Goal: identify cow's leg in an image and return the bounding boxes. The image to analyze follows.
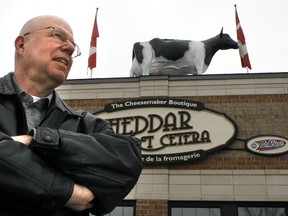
[141,46,153,76]
[141,62,151,75]
[195,61,204,75]
[130,58,142,77]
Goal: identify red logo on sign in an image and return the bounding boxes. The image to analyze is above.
[254,139,285,151]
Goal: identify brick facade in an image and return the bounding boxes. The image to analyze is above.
[136,200,168,216]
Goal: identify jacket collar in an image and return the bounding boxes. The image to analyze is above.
[0,72,82,117]
[0,72,18,95]
[53,91,82,117]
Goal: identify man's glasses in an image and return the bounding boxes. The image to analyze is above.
[23,26,81,58]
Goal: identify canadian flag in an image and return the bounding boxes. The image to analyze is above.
[235,5,252,70]
[88,8,99,71]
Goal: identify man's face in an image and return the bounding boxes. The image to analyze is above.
[21,22,77,86]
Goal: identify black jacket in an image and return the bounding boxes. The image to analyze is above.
[0,73,142,216]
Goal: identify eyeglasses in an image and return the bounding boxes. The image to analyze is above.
[23,26,81,58]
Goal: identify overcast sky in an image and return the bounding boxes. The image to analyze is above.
[1,0,287,79]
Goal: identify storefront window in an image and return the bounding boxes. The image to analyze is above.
[103,206,134,216]
[90,201,135,216]
[238,207,286,216]
[171,207,221,216]
[169,201,288,216]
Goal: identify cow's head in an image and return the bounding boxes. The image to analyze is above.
[218,27,239,50]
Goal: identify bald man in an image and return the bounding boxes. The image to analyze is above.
[0,15,142,216]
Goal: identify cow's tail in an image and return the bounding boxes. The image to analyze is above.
[130,47,135,77]
[130,43,144,77]
[132,48,135,61]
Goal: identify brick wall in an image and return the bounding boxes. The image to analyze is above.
[136,200,168,216]
[64,94,288,171]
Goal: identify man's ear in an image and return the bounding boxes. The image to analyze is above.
[14,36,25,51]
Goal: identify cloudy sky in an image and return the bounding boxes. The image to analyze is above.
[0,0,287,79]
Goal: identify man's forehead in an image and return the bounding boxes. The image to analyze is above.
[20,15,73,36]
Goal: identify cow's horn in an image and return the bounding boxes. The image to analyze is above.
[220,27,223,37]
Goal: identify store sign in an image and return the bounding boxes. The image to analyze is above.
[96,98,238,165]
[246,135,288,156]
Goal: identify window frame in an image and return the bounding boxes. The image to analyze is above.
[99,200,136,216]
[169,201,288,216]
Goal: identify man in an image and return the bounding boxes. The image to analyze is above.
[0,15,142,216]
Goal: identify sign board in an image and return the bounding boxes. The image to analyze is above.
[96,98,238,165]
[246,135,288,156]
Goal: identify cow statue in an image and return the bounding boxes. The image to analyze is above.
[129,28,239,77]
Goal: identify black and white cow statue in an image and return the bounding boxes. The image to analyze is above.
[129,28,239,77]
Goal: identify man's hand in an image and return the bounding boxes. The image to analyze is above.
[65,184,94,212]
[11,135,33,146]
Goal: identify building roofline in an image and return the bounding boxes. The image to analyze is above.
[65,72,288,84]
